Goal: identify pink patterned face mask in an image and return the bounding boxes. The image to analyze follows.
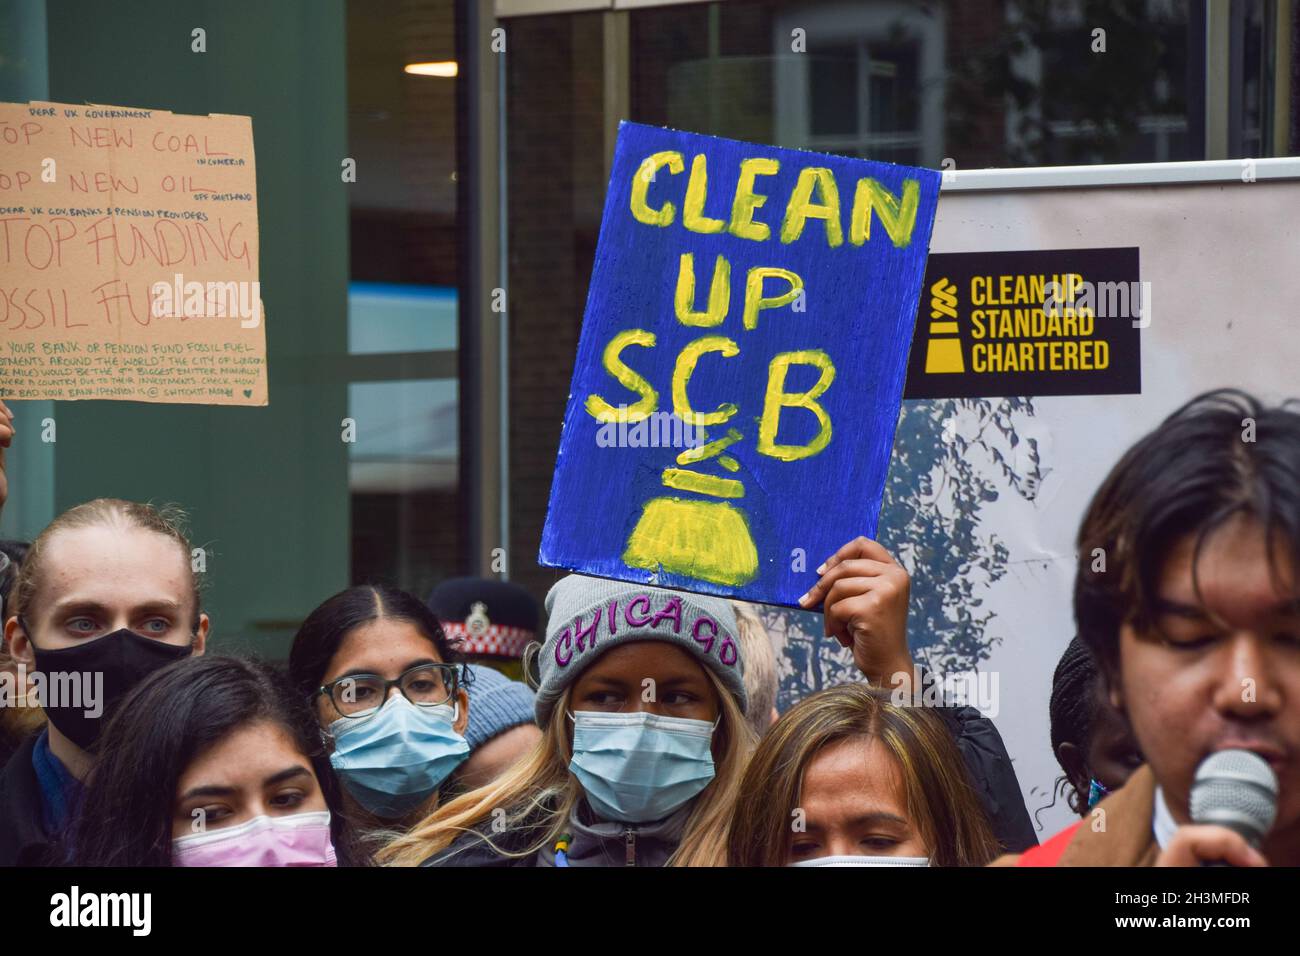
[171,811,338,867]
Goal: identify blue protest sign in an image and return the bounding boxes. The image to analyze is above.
[539,121,941,606]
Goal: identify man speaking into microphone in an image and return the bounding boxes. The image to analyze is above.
[997,389,1300,867]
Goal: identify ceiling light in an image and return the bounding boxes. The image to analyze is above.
[404,61,458,78]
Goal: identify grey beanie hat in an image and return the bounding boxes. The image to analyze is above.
[463,664,537,751]
[535,574,747,726]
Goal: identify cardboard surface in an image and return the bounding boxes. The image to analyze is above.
[0,101,265,405]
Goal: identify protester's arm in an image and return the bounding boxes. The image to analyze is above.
[0,399,13,519]
[802,536,1039,853]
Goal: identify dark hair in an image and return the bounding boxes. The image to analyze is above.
[69,655,358,866]
[287,585,468,705]
[1049,637,1097,758]
[0,539,29,607]
[1074,389,1300,674]
[1048,636,1099,815]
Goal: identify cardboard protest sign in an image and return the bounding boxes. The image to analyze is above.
[540,121,941,606]
[0,101,265,405]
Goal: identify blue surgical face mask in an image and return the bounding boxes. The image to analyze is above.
[328,694,470,819]
[567,710,717,824]
[790,855,930,867]
[1087,777,1111,809]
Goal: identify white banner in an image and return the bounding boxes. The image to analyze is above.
[770,161,1300,838]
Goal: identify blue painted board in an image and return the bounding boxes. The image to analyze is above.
[539,121,941,607]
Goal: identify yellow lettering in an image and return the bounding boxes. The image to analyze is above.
[629,151,684,227]
[585,329,658,422]
[1013,274,1028,304]
[850,178,920,248]
[673,335,740,426]
[757,350,836,461]
[682,154,725,234]
[674,253,731,327]
[728,157,780,242]
[780,167,842,247]
[743,266,804,331]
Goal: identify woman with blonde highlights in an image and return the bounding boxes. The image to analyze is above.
[380,575,753,867]
[727,683,1000,867]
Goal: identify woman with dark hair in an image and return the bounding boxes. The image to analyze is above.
[287,586,472,842]
[70,655,353,866]
[1047,636,1141,817]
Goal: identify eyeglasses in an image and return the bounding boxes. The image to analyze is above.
[317,662,460,719]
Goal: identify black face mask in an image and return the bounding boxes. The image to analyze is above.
[25,626,193,751]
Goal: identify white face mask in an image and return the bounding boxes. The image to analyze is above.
[790,855,930,867]
[565,710,717,823]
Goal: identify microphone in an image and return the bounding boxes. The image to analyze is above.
[1189,749,1278,865]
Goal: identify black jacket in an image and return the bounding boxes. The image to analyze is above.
[903,664,1036,852]
[937,700,1038,853]
[0,734,58,867]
